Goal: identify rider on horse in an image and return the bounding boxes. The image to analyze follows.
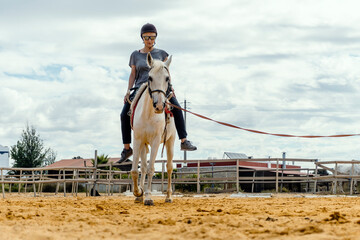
[119,23,197,162]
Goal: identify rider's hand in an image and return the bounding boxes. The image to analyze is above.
[124,90,130,104]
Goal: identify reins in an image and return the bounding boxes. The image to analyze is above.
[166,102,360,138]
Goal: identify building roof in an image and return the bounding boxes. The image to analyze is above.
[224,152,248,159]
[46,158,121,168]
[0,144,9,152]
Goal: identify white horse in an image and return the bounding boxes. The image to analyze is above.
[130,53,176,205]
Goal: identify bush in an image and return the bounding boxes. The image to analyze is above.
[0,184,19,192]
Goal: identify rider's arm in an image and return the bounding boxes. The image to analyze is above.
[124,65,136,103]
[128,65,136,91]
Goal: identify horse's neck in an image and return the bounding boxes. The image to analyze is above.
[137,91,156,119]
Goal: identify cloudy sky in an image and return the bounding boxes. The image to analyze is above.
[1,0,360,166]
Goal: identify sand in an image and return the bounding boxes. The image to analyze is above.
[0,193,360,240]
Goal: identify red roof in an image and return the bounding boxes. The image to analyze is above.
[46,158,121,168]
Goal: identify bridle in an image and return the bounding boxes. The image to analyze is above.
[147,66,173,101]
[146,65,174,158]
[148,86,168,99]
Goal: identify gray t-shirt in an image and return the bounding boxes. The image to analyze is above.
[129,48,169,88]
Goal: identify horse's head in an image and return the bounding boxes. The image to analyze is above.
[146,53,172,114]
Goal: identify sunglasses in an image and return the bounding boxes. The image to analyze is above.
[143,36,156,41]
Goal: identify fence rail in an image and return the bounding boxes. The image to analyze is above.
[1,158,359,198]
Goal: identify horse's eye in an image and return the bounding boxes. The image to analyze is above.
[166,77,170,82]
[148,76,153,82]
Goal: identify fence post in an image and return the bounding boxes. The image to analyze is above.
[32,170,36,197]
[313,160,318,194]
[72,169,76,196]
[18,170,22,194]
[276,159,279,193]
[92,150,98,196]
[109,163,113,196]
[55,170,61,195]
[236,159,239,192]
[25,174,28,193]
[306,169,310,192]
[38,170,43,196]
[75,169,79,197]
[63,169,66,197]
[1,169,5,198]
[334,162,338,194]
[251,170,256,193]
[197,160,200,193]
[350,162,355,195]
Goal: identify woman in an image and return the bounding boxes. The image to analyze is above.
[119,23,197,162]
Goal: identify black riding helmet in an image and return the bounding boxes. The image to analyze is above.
[140,23,157,38]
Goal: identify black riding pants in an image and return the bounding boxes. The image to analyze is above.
[120,94,187,144]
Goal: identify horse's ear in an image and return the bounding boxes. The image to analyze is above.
[165,55,172,68]
[147,53,154,68]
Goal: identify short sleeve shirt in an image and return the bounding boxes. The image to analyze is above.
[129,48,169,88]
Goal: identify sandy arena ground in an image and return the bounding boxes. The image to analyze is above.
[0,193,360,240]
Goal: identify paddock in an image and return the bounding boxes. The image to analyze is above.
[1,193,360,240]
[1,158,360,239]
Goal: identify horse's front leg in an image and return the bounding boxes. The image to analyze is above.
[131,141,143,199]
[136,144,147,203]
[165,136,175,203]
[144,140,161,206]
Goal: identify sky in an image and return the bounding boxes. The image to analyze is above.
[1,0,360,166]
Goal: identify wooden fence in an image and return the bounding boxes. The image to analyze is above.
[1,158,359,198]
[314,160,360,195]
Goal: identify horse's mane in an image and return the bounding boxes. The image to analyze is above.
[130,82,148,114]
[150,60,166,74]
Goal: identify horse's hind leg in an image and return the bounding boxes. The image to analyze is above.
[144,141,161,206]
[165,136,175,203]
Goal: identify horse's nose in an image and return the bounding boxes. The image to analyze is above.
[153,100,164,113]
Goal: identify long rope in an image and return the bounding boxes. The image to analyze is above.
[167,103,360,138]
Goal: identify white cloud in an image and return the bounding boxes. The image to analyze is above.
[1,0,360,164]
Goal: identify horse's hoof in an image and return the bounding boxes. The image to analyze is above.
[133,188,144,197]
[134,197,143,203]
[144,199,154,206]
[165,198,173,203]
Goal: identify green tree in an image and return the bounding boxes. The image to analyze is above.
[91,154,110,169]
[10,124,55,168]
